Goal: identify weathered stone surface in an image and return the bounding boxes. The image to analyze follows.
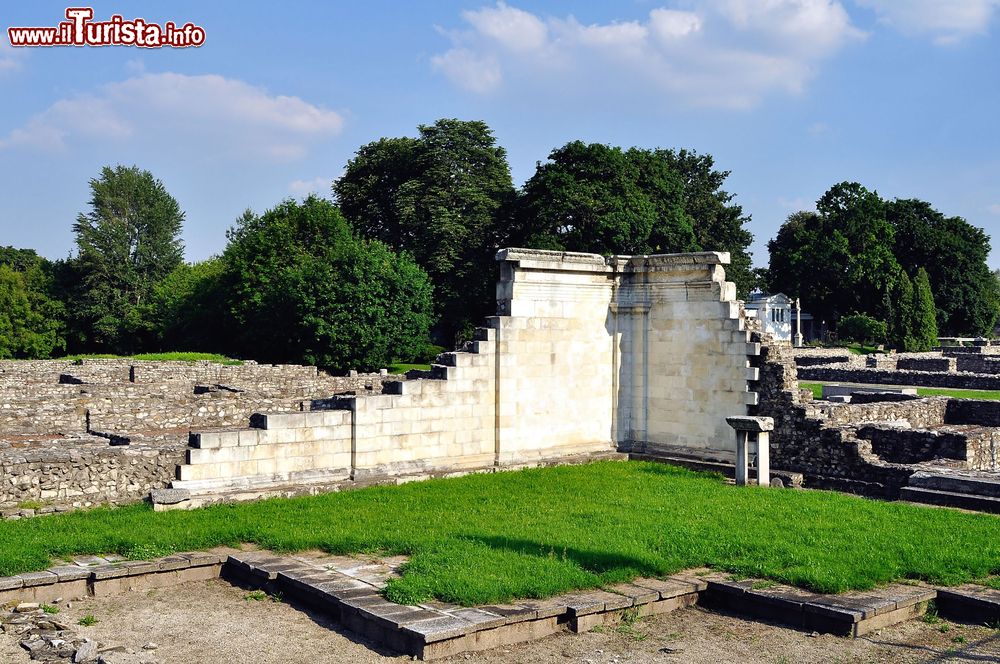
[726,416,774,432]
[73,639,98,663]
[150,488,190,505]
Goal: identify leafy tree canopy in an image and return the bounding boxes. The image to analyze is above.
[222,196,434,371]
[768,182,998,337]
[517,143,755,296]
[0,264,65,359]
[887,199,998,336]
[72,165,185,353]
[335,119,515,342]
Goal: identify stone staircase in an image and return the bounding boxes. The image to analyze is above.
[901,470,1000,513]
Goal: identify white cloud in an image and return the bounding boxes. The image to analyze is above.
[855,0,1000,44]
[461,2,549,52]
[0,72,344,159]
[987,203,1000,215]
[288,176,333,197]
[808,121,830,134]
[431,48,503,94]
[649,9,703,40]
[0,42,25,74]
[432,1,865,108]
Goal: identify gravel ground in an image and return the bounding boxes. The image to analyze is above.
[2,579,999,663]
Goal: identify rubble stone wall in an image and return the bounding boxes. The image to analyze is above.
[0,436,183,509]
[797,366,1000,391]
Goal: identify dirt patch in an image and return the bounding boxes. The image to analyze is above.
[1,580,998,663]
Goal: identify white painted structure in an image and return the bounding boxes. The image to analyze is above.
[745,293,792,342]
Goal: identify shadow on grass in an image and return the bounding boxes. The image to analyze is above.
[461,533,665,578]
[630,461,727,482]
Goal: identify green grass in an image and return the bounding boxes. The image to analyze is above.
[387,363,433,374]
[800,382,1000,401]
[844,343,885,355]
[800,382,825,399]
[0,462,998,607]
[55,352,243,365]
[913,387,1000,400]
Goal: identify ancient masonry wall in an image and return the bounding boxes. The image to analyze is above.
[796,366,1000,390]
[0,360,395,509]
[757,343,1000,495]
[756,344,920,496]
[1,436,183,510]
[0,360,393,435]
[174,248,758,494]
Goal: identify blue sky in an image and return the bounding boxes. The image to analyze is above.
[1,1,998,271]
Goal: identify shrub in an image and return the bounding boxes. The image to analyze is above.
[838,312,887,346]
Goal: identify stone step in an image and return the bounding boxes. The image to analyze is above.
[934,584,1000,623]
[899,486,1000,514]
[907,471,1000,498]
[702,577,935,637]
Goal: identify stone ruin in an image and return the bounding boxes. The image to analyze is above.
[0,357,394,516]
[793,343,1000,391]
[1,246,998,517]
[169,248,759,504]
[755,344,999,500]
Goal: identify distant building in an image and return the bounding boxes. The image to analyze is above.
[744,292,816,344]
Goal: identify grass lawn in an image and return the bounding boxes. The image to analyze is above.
[1,462,999,606]
[56,352,243,365]
[387,362,433,374]
[800,382,1000,401]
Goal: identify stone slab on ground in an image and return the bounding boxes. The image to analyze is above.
[935,583,1000,623]
[6,548,1000,660]
[702,576,935,636]
[222,550,703,659]
[0,550,223,605]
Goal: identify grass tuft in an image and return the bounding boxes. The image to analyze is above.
[56,352,242,365]
[387,363,432,374]
[0,462,998,607]
[800,382,1000,402]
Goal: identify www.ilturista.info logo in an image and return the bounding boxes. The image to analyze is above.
[8,8,205,48]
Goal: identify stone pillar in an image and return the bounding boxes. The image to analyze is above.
[726,416,774,487]
[794,297,803,348]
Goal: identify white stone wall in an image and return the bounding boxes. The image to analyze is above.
[614,255,755,453]
[173,248,755,493]
[494,250,617,463]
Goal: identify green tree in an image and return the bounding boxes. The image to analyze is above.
[0,264,64,359]
[517,143,756,296]
[887,199,998,336]
[837,312,887,346]
[652,149,755,296]
[517,142,697,254]
[222,196,434,370]
[335,119,515,342]
[73,165,185,353]
[815,182,899,317]
[888,270,915,350]
[765,211,852,323]
[145,258,229,352]
[911,267,939,351]
[769,183,902,325]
